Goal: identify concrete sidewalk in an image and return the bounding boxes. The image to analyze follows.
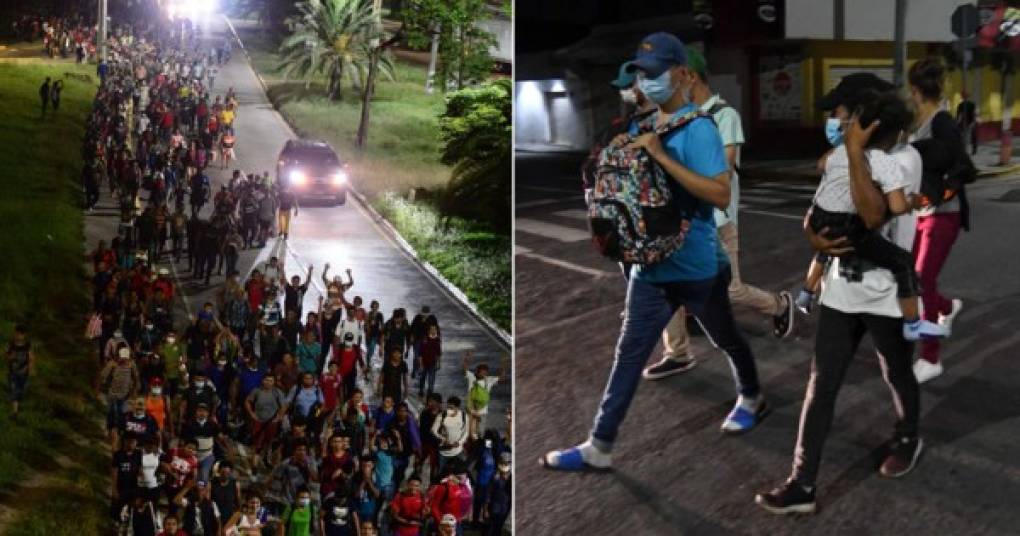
[741,139,1020,184]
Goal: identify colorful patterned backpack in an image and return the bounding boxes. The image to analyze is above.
[587,110,709,264]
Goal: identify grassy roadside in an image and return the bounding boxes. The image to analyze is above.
[374,193,511,330]
[0,62,111,535]
[235,22,511,332]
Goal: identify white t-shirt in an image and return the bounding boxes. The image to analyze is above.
[814,145,910,213]
[465,371,499,414]
[819,144,922,318]
[334,318,364,346]
[140,450,162,489]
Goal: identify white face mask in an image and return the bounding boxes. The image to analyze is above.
[619,88,638,105]
[197,418,207,425]
[166,337,176,344]
[151,387,162,395]
[299,497,311,507]
[194,381,205,389]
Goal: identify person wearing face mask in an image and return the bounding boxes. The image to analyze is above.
[756,77,926,515]
[481,452,511,536]
[279,487,318,536]
[180,370,220,429]
[160,328,185,398]
[544,32,767,471]
[644,47,796,383]
[181,403,231,482]
[98,346,142,444]
[145,377,173,444]
[431,396,468,477]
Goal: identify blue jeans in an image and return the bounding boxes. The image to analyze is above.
[591,266,760,448]
[197,454,215,482]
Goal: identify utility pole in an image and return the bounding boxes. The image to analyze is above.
[893,0,907,88]
[98,0,108,63]
[425,22,440,94]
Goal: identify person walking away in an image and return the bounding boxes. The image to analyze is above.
[50,79,63,111]
[755,76,924,515]
[955,91,977,155]
[6,324,34,420]
[644,47,795,381]
[907,58,970,383]
[39,77,51,117]
[543,32,768,471]
[462,351,502,440]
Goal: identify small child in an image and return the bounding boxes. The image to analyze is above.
[798,90,947,342]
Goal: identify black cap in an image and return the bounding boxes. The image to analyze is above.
[816,73,894,111]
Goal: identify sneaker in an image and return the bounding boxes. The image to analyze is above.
[880,436,924,478]
[755,480,817,515]
[913,359,943,384]
[772,291,795,339]
[795,289,814,315]
[903,319,948,341]
[642,354,698,380]
[938,299,964,337]
[721,396,770,434]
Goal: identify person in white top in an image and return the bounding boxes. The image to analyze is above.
[756,76,924,515]
[430,396,469,475]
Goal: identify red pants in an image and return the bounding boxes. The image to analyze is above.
[913,212,961,364]
[251,419,280,453]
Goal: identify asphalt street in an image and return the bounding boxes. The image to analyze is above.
[515,150,1020,535]
[84,14,509,432]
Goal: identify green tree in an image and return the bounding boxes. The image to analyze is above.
[231,0,298,32]
[277,0,395,101]
[403,0,497,91]
[437,78,510,232]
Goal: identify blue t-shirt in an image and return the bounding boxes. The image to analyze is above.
[374,449,395,489]
[629,104,730,283]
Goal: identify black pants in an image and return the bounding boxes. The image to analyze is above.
[791,305,919,486]
[809,205,920,298]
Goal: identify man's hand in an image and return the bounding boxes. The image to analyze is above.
[844,113,880,152]
[808,227,855,256]
[609,133,630,148]
[625,132,664,159]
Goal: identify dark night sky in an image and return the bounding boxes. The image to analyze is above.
[515,0,695,53]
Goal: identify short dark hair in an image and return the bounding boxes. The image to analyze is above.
[908,57,945,101]
[856,89,913,148]
[13,324,27,335]
[447,396,461,408]
[427,393,443,404]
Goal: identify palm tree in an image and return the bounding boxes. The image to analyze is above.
[277,0,395,101]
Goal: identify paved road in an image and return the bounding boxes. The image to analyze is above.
[85,14,509,427]
[515,151,1020,535]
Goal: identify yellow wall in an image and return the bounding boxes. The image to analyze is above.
[798,40,1020,126]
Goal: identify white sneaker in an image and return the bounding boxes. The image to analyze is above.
[938,299,964,337]
[913,359,943,384]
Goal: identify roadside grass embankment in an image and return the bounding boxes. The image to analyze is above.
[0,62,111,535]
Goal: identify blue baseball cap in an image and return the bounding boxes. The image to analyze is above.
[626,32,688,78]
[610,62,636,89]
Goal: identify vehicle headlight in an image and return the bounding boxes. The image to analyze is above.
[289,170,307,186]
[332,171,348,185]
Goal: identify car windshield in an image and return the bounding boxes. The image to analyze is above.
[288,147,340,166]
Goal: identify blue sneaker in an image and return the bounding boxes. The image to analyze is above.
[903,319,948,341]
[540,442,612,472]
[721,396,770,434]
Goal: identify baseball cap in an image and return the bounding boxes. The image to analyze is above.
[610,62,636,89]
[625,32,688,78]
[815,72,894,111]
[685,46,707,79]
[440,514,457,526]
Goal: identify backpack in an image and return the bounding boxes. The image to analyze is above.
[587,110,710,264]
[469,379,490,411]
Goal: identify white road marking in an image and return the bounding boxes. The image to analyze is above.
[516,218,590,242]
[552,208,588,221]
[740,209,804,221]
[516,245,616,278]
[516,196,585,209]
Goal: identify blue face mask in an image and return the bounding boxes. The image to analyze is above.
[637,69,676,105]
[825,117,844,147]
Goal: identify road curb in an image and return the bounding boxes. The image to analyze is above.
[223,16,512,350]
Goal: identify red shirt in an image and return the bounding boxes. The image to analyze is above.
[164,448,197,489]
[152,278,174,302]
[319,451,354,498]
[421,336,441,369]
[246,280,264,311]
[320,372,342,411]
[333,346,360,378]
[160,110,174,128]
[391,491,426,536]
[429,480,464,524]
